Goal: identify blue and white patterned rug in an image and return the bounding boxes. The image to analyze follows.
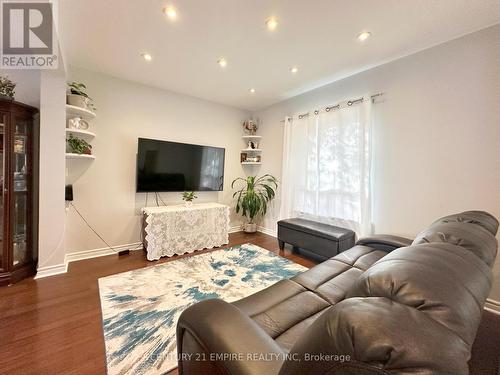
[98,243,306,375]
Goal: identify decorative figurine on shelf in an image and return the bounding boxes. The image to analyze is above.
[247,140,257,149]
[67,116,90,130]
[0,75,16,101]
[242,118,259,135]
[182,191,197,207]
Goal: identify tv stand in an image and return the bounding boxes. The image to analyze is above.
[142,203,230,260]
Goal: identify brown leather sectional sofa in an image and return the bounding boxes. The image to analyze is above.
[177,211,499,374]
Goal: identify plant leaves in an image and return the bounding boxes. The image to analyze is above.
[231,174,278,222]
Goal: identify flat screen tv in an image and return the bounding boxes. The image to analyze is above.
[136,138,225,192]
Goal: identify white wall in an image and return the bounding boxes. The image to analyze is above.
[65,67,249,254]
[37,69,67,275]
[0,70,40,108]
[254,24,500,300]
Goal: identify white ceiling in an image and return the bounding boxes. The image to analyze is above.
[60,0,500,111]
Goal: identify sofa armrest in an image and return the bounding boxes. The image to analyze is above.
[356,234,412,252]
[177,298,285,375]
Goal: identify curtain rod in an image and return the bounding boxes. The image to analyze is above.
[279,92,384,122]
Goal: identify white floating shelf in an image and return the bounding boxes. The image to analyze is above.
[66,104,96,120]
[241,162,261,165]
[242,135,262,139]
[65,153,96,160]
[66,128,96,139]
[241,149,262,152]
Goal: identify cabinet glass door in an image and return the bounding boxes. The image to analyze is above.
[12,116,29,267]
[0,113,4,271]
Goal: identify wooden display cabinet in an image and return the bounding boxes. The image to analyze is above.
[0,99,38,286]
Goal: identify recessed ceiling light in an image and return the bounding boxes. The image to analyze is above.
[217,58,227,68]
[249,88,256,94]
[141,53,152,61]
[163,5,177,19]
[357,31,371,42]
[290,66,299,74]
[265,16,278,31]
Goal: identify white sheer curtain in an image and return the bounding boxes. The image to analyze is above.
[280,97,373,237]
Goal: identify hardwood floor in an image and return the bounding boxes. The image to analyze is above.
[0,232,315,375]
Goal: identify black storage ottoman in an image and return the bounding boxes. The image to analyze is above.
[277,218,356,262]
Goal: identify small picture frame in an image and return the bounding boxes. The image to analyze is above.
[240,153,247,162]
[14,138,25,154]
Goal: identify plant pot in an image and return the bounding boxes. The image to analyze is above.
[184,201,193,208]
[243,223,257,233]
[67,94,90,109]
[0,94,14,101]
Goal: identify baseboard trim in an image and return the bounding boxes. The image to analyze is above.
[35,263,68,279]
[229,225,241,233]
[34,225,272,280]
[35,242,142,280]
[65,242,142,264]
[229,225,276,237]
[258,226,277,237]
[61,228,274,268]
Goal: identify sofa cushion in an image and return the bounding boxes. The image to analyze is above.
[251,291,330,339]
[347,242,493,347]
[279,297,472,375]
[274,309,329,351]
[431,210,499,236]
[233,280,330,341]
[412,221,498,266]
[291,245,387,292]
[233,279,306,317]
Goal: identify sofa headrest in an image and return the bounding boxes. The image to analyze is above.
[431,210,499,236]
[412,211,498,266]
[347,242,493,346]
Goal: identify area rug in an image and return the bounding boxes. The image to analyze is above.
[98,243,307,375]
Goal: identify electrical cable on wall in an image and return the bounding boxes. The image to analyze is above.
[70,202,143,254]
[156,192,168,206]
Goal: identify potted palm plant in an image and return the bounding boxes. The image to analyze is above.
[232,174,278,233]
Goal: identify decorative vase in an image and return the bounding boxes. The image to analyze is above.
[184,201,193,208]
[244,222,257,233]
[67,94,90,109]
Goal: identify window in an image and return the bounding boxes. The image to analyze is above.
[281,98,372,236]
